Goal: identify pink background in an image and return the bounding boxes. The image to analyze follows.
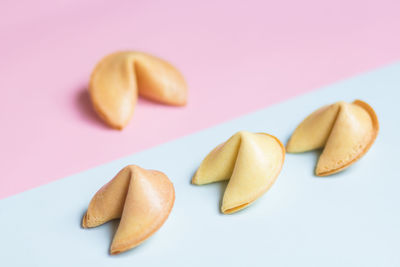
[1,0,399,199]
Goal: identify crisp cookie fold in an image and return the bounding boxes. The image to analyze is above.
[82,165,175,255]
[192,131,285,214]
[89,51,188,129]
[286,100,379,176]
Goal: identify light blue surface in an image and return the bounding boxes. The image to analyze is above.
[1,63,400,266]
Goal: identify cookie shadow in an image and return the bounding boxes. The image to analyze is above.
[189,167,230,214]
[75,88,109,129]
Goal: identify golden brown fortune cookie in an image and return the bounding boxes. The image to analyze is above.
[192,131,285,214]
[89,51,188,130]
[82,165,175,255]
[286,100,379,176]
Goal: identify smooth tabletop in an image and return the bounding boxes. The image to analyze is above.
[1,63,399,266]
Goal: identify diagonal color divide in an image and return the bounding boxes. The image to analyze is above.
[1,62,399,266]
[1,0,400,199]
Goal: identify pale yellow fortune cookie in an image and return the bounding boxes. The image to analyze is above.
[89,51,188,129]
[82,165,175,255]
[192,131,285,214]
[286,100,379,176]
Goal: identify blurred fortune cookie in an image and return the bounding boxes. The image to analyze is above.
[192,131,285,214]
[82,165,175,255]
[89,51,188,130]
[286,100,379,176]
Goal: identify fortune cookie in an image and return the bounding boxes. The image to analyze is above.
[192,131,285,214]
[286,100,379,176]
[89,51,188,129]
[82,165,175,255]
